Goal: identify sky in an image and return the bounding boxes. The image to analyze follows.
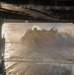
[2,23,74,42]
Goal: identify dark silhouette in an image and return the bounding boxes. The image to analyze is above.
[0,36,6,75]
[0,60,6,75]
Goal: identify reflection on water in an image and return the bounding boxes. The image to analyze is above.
[2,23,74,75]
[4,42,73,75]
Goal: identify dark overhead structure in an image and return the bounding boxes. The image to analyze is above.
[0,0,74,23]
[0,0,74,6]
